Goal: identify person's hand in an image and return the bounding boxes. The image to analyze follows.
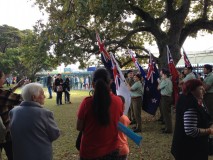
[157,78,161,83]
[24,79,30,85]
[210,128,213,135]
[16,78,26,87]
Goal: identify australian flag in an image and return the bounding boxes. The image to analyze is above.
[142,54,161,115]
[96,32,116,94]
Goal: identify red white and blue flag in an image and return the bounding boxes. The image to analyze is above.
[96,32,116,94]
[143,53,161,115]
[111,56,120,90]
[146,53,155,83]
[182,48,192,68]
[110,53,131,115]
[96,32,111,62]
[167,46,179,105]
[127,49,146,79]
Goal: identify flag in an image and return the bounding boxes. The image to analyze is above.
[182,48,192,68]
[96,32,116,94]
[127,49,146,79]
[96,33,111,62]
[142,54,161,115]
[111,56,120,90]
[110,53,131,115]
[146,54,155,83]
[167,46,179,105]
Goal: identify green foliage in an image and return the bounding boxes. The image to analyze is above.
[33,0,213,68]
[0,25,57,79]
[0,25,23,53]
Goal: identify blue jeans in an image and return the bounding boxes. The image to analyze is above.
[47,86,52,98]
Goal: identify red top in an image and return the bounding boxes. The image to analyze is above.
[118,115,131,155]
[77,93,123,159]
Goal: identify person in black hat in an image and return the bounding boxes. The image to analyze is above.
[203,64,213,122]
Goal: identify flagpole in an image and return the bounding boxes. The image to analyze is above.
[166,45,170,63]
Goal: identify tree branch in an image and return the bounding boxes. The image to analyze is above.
[202,0,209,19]
[77,25,95,42]
[166,0,175,19]
[176,0,191,20]
[120,59,132,68]
[128,3,157,27]
[167,0,191,40]
[180,19,213,46]
[107,27,151,45]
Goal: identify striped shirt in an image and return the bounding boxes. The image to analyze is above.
[183,108,200,137]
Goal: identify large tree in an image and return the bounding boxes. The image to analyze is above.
[34,0,213,68]
[0,26,57,80]
[0,25,23,53]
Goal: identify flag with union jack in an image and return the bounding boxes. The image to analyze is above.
[142,53,161,115]
[96,32,116,94]
[146,54,155,83]
[96,33,111,62]
[111,56,120,90]
[167,46,179,105]
[182,48,192,68]
[110,53,131,115]
[127,49,146,79]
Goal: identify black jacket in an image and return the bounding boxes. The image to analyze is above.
[171,94,210,160]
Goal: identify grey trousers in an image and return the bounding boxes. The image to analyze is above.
[128,101,135,122]
[131,97,142,130]
[161,96,172,132]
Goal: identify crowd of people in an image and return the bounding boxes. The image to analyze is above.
[0,63,213,160]
[44,73,93,106]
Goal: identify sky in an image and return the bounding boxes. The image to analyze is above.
[0,0,213,54]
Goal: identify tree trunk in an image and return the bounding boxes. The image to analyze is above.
[157,43,182,70]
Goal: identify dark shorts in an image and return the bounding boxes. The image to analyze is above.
[80,149,119,160]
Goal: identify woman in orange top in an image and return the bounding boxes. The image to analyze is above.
[118,96,131,160]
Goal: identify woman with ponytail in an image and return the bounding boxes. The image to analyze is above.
[77,68,123,159]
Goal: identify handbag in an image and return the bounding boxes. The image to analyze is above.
[56,85,63,92]
[208,136,213,155]
[75,131,82,151]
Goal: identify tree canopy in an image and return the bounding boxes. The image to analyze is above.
[33,0,213,68]
[0,25,57,80]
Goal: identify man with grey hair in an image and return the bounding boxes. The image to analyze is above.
[9,83,60,160]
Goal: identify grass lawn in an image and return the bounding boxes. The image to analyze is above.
[2,87,213,160]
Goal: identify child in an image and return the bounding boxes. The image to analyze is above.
[118,95,131,160]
